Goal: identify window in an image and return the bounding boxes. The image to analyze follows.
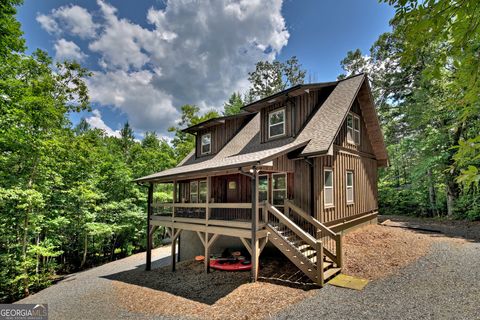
[324,168,333,207]
[347,113,361,145]
[190,181,198,203]
[199,180,207,203]
[346,171,354,204]
[268,108,286,138]
[272,173,287,210]
[258,175,269,202]
[200,133,211,155]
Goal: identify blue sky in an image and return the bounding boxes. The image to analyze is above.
[16,0,394,138]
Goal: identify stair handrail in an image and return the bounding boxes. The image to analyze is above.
[284,199,343,268]
[264,202,316,248]
[284,200,337,238]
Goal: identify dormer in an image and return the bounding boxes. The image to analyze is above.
[243,83,336,143]
[182,113,254,158]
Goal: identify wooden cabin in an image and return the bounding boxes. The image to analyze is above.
[135,73,388,286]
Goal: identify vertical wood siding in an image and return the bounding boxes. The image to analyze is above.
[334,99,375,155]
[195,116,250,158]
[259,86,334,142]
[314,152,378,224]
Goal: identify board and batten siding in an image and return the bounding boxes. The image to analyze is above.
[334,99,375,156]
[314,151,378,225]
[195,116,249,158]
[260,87,333,143]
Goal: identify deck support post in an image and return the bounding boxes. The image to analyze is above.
[205,232,210,273]
[171,227,176,272]
[250,166,259,282]
[316,240,324,287]
[146,183,154,271]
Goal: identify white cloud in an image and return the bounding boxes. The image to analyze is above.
[54,39,87,62]
[85,109,121,138]
[87,70,179,132]
[38,0,289,135]
[37,5,97,39]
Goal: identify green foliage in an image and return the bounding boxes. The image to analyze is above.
[340,0,480,219]
[168,104,219,161]
[247,56,306,100]
[223,92,244,116]
[0,1,177,301]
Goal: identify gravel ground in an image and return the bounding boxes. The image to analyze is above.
[276,235,480,320]
[16,246,177,320]
[15,217,480,320]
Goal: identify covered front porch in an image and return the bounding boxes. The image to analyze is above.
[144,166,292,281]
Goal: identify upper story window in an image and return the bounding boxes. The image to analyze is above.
[268,108,286,139]
[347,113,361,145]
[346,171,354,204]
[200,133,211,155]
[324,168,334,207]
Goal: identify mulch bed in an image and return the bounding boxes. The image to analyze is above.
[112,258,315,319]
[112,222,467,319]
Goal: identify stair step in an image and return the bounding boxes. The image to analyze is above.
[324,267,341,280]
[297,244,312,252]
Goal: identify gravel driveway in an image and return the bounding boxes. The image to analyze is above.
[16,219,480,320]
[276,235,480,320]
[16,246,176,320]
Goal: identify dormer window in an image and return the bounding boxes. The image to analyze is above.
[200,133,211,155]
[268,108,286,139]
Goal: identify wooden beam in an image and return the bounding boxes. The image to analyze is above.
[251,167,260,282]
[240,238,252,256]
[208,233,219,248]
[259,236,268,253]
[146,183,154,271]
[196,231,206,247]
[171,228,177,272]
[204,232,210,273]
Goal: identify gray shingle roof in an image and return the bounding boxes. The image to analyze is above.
[135,73,387,183]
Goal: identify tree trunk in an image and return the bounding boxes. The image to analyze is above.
[427,169,438,217]
[80,233,88,268]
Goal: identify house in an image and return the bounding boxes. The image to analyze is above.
[135,73,388,286]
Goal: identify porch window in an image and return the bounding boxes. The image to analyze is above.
[258,175,269,202]
[324,168,333,207]
[200,133,211,155]
[346,171,354,204]
[190,181,198,203]
[272,173,287,209]
[268,108,286,139]
[347,113,360,145]
[199,180,207,203]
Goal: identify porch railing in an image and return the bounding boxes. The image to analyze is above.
[284,200,343,268]
[151,202,253,222]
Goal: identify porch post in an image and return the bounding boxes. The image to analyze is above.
[205,176,211,273]
[251,167,260,282]
[146,182,153,271]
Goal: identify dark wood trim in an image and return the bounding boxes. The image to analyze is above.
[146,183,153,271]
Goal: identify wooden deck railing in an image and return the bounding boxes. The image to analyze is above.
[151,202,253,222]
[284,200,343,268]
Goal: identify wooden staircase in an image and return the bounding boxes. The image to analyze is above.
[263,201,343,286]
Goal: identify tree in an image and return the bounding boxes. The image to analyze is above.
[168,105,219,161]
[247,56,306,100]
[223,92,244,116]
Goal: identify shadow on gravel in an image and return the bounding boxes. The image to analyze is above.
[102,255,248,305]
[378,215,480,243]
[103,251,316,305]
